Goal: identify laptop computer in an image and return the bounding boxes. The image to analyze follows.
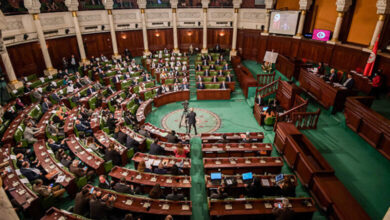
[275,174,284,183]
[242,172,253,184]
[211,172,222,185]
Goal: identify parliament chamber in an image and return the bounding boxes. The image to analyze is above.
[0,0,390,220]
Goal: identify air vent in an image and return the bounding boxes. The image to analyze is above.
[85,26,98,30]
[44,30,58,35]
[118,24,130,27]
[216,22,228,25]
[4,36,15,41]
[152,22,164,25]
[184,22,196,25]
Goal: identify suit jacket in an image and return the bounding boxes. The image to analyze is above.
[112,76,120,83]
[167,134,179,144]
[69,165,85,178]
[113,183,133,194]
[212,77,218,83]
[32,184,51,197]
[76,123,89,132]
[87,88,95,96]
[220,83,227,89]
[255,97,263,106]
[89,198,113,220]
[149,143,164,155]
[187,112,197,125]
[20,168,40,182]
[197,83,205,89]
[74,192,90,215]
[225,76,232,82]
[104,149,122,166]
[32,91,42,101]
[41,102,51,113]
[114,131,127,145]
[51,93,61,103]
[126,136,139,149]
[343,78,354,89]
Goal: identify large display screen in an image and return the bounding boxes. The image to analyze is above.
[269,11,300,36]
[312,29,332,41]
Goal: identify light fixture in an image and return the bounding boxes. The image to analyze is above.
[121,34,127,40]
[155,32,160,37]
[187,31,193,36]
[219,31,225,37]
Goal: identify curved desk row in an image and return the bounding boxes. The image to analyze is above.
[196,89,231,100]
[153,90,190,108]
[132,152,191,175]
[202,143,272,157]
[201,132,264,143]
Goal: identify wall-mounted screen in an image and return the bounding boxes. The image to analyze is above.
[312,29,332,41]
[269,11,300,36]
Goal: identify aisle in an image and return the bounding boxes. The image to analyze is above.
[189,137,209,220]
[188,55,197,101]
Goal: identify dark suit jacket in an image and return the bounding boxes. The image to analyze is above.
[87,88,95,96]
[113,183,133,194]
[20,168,40,182]
[197,83,205,89]
[187,112,196,125]
[104,149,122,166]
[149,143,164,155]
[344,78,355,89]
[41,102,51,113]
[167,134,179,143]
[114,131,127,145]
[74,192,90,215]
[89,198,113,220]
[126,136,139,149]
[220,83,227,89]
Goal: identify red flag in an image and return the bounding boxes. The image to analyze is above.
[364,35,379,76]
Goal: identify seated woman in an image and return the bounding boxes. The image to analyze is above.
[173,142,189,158]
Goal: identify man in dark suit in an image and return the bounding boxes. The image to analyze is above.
[74,188,90,215]
[89,192,115,220]
[211,75,218,83]
[20,161,41,182]
[223,63,229,71]
[41,98,52,113]
[106,85,115,96]
[112,75,120,84]
[202,59,209,66]
[182,82,190,90]
[126,134,139,152]
[51,92,62,103]
[167,130,179,143]
[225,73,232,82]
[86,86,95,96]
[220,81,227,89]
[149,139,164,155]
[204,69,210,77]
[69,54,78,73]
[72,93,81,106]
[197,82,205,89]
[342,73,355,89]
[113,177,134,194]
[98,175,112,189]
[75,120,92,136]
[166,188,184,201]
[186,108,197,135]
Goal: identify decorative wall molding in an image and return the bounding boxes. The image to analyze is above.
[65,0,79,12]
[265,0,276,9]
[40,17,65,27]
[177,11,202,19]
[299,0,313,10]
[209,11,233,20]
[78,14,103,23]
[336,0,353,12]
[24,0,41,14]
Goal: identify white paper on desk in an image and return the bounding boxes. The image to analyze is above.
[20,178,29,184]
[10,155,16,160]
[56,175,66,183]
[86,148,93,153]
[145,160,153,169]
[15,169,21,176]
[153,159,161,166]
[47,149,53,154]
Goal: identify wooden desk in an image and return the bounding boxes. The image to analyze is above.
[121,126,146,151]
[159,142,191,156]
[0,145,39,210]
[205,174,297,197]
[1,105,35,145]
[233,65,258,98]
[299,68,356,113]
[154,91,190,108]
[103,90,124,108]
[144,123,190,142]
[274,123,334,187]
[208,197,316,219]
[202,143,272,157]
[33,140,77,194]
[203,156,283,175]
[35,106,58,140]
[344,96,390,160]
[196,89,231,100]
[109,166,191,196]
[93,130,128,165]
[136,99,153,125]
[273,122,369,219]
[64,109,78,136]
[201,132,264,143]
[132,152,191,175]
[90,108,101,133]
[66,134,105,175]
[83,184,192,217]
[41,207,86,220]
[350,71,373,94]
[310,175,370,220]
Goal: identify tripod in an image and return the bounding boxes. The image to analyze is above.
[178,109,189,132]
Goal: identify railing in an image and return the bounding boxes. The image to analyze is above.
[274,95,309,129]
[257,72,276,87]
[291,108,321,130]
[255,79,279,99]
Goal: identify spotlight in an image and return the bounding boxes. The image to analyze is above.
[23,34,28,40]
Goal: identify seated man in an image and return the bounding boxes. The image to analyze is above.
[32,179,66,198]
[48,138,68,152]
[342,73,355,89]
[220,81,228,89]
[149,139,164,155]
[20,161,42,182]
[47,120,65,138]
[75,120,93,136]
[69,159,94,178]
[113,177,134,194]
[197,82,205,90]
[86,85,95,96]
[24,122,41,144]
[166,188,184,201]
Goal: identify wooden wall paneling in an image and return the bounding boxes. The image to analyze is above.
[376,55,390,86]
[147,29,173,52]
[8,42,46,78]
[178,28,202,51]
[236,29,244,56]
[257,34,268,62]
[207,28,232,49]
[47,36,79,70]
[116,30,144,57]
[330,45,369,72]
[83,32,113,58]
[297,40,334,63]
[238,29,260,60]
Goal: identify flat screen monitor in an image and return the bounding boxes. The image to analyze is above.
[269,11,300,36]
[312,29,331,41]
[211,172,222,180]
[242,172,253,181]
